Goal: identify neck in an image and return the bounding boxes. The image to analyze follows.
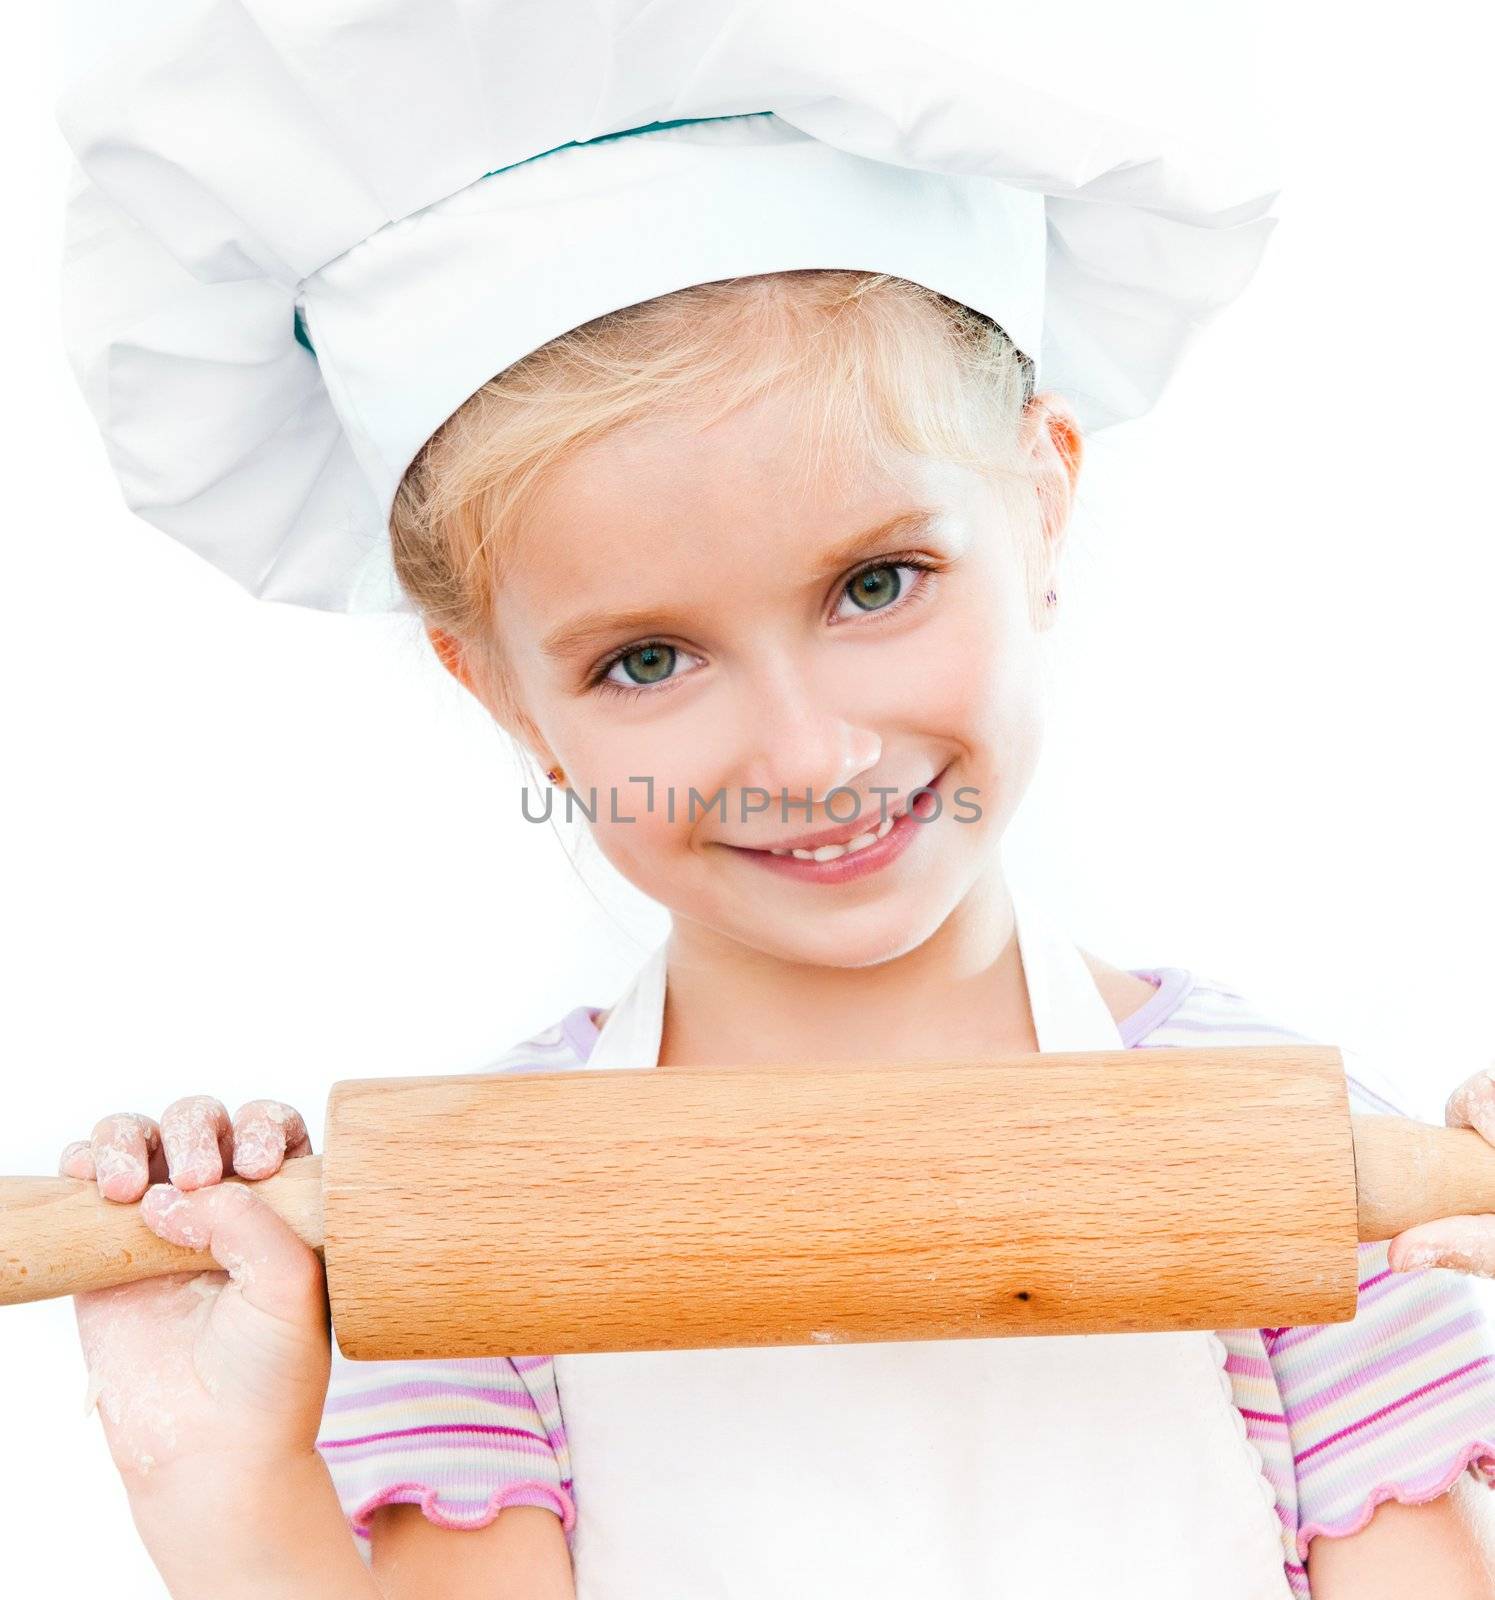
[656,858,1038,1070]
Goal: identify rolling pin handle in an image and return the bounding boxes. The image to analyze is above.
[1352,1116,1495,1241]
[0,1158,326,1306]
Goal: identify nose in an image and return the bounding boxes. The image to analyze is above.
[731,659,882,816]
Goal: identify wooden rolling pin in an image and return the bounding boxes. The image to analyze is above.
[3,1044,1491,1358]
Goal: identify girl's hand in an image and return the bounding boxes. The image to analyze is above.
[1388,1066,1495,1276]
[59,1096,331,1505]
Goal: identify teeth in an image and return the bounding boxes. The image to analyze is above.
[767,811,899,860]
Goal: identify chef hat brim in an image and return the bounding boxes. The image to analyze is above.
[58,0,1279,615]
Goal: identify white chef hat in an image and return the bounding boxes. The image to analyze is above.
[57,0,1279,617]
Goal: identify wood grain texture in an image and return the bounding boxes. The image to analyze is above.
[0,1158,324,1305]
[15,1047,1495,1344]
[323,1043,1362,1358]
[1353,1115,1495,1239]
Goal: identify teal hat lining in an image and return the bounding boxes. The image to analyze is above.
[293,112,773,357]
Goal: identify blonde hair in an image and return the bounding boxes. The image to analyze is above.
[390,269,1043,721]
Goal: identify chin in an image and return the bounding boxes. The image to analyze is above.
[715,892,960,972]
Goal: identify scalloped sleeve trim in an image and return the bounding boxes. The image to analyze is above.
[1204,1330,1284,1522]
[349,1478,578,1540]
[1295,1443,1495,1559]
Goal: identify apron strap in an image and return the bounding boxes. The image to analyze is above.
[593,884,1124,1067]
[1010,886,1126,1053]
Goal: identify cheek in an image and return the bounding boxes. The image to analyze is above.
[561,712,714,877]
[918,596,1047,758]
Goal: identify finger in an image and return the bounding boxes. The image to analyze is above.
[160,1095,235,1191]
[1444,1066,1495,1145]
[1388,1216,1495,1277]
[230,1100,312,1180]
[138,1180,325,1324]
[59,1140,95,1180]
[89,1113,165,1203]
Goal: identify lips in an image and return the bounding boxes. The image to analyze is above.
[734,765,949,857]
[754,798,910,854]
[763,810,899,861]
[726,764,952,885]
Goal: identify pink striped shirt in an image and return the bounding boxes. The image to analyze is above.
[314,969,1495,1593]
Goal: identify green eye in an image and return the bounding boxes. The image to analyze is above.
[593,639,703,698]
[617,644,675,685]
[847,565,903,612]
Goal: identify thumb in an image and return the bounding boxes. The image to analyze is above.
[1387,1215,1495,1277]
[139,1179,326,1324]
[1444,1061,1495,1143]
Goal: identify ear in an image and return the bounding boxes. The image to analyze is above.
[1022,389,1083,539]
[425,625,562,777]
[426,625,473,692]
[1019,391,1084,621]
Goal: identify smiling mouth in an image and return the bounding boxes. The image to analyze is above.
[732,764,951,861]
[763,811,899,861]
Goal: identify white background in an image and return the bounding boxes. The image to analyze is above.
[3,2,1492,1590]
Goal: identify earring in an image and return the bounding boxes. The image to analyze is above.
[545,766,565,786]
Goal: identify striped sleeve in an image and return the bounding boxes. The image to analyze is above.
[1266,1071,1495,1558]
[1136,971,1495,1588]
[314,1345,574,1554]
[312,1019,590,1554]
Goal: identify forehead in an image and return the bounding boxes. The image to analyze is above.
[507,387,967,598]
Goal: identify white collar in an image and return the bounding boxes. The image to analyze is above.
[587,884,1122,1075]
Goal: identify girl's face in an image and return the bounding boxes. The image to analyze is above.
[458,383,1079,970]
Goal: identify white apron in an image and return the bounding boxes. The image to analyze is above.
[555,888,1289,1599]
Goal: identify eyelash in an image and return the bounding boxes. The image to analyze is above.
[586,554,941,702]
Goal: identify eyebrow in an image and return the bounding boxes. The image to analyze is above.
[539,507,943,663]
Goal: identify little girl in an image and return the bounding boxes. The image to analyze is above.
[53,3,1495,1597]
